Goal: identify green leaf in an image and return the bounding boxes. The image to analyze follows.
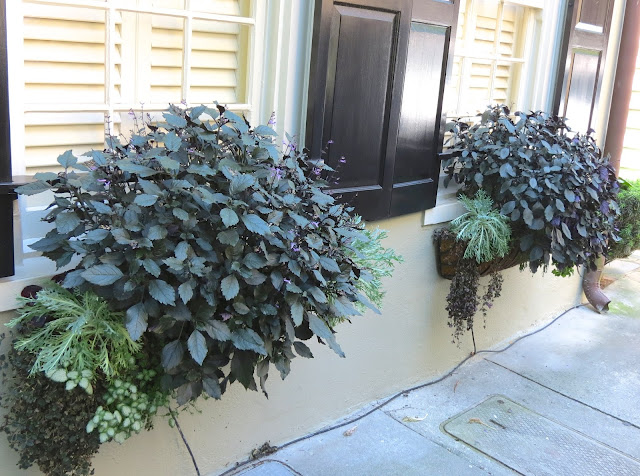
[221,208,239,227]
[203,377,222,399]
[231,328,267,355]
[164,131,182,151]
[162,340,184,370]
[82,264,124,285]
[178,281,194,304]
[15,180,51,195]
[134,194,158,207]
[149,279,176,305]
[294,341,314,358]
[204,321,231,341]
[187,330,208,365]
[55,211,81,233]
[125,303,148,341]
[163,112,187,129]
[242,214,271,235]
[221,274,239,300]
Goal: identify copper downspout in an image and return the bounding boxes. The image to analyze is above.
[584,0,640,312]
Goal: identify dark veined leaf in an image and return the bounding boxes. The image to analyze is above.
[254,125,277,136]
[158,156,180,172]
[163,112,187,129]
[55,211,82,234]
[501,201,516,215]
[221,274,240,300]
[142,258,161,277]
[231,350,256,390]
[529,246,544,262]
[564,189,575,202]
[125,303,148,341]
[319,256,341,273]
[203,377,222,399]
[241,214,271,236]
[307,314,345,357]
[81,264,124,286]
[178,281,194,304]
[230,174,255,194]
[204,320,232,341]
[231,328,267,355]
[561,222,572,239]
[149,279,176,305]
[221,208,239,227]
[523,208,534,227]
[15,180,51,196]
[290,300,304,326]
[117,160,157,177]
[134,194,158,207]
[57,150,78,168]
[293,341,314,358]
[162,340,184,370]
[164,131,182,152]
[187,330,208,365]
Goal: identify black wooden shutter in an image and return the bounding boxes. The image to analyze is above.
[554,0,614,133]
[306,0,459,221]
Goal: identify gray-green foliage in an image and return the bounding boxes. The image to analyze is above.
[349,226,402,312]
[7,284,140,392]
[17,104,398,404]
[607,178,640,261]
[443,105,620,274]
[450,190,511,264]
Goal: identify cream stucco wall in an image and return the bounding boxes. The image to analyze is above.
[0,214,583,476]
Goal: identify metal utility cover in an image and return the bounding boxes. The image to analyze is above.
[443,395,640,476]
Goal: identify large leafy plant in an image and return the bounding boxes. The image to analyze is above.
[17,104,397,405]
[607,178,640,261]
[442,105,619,274]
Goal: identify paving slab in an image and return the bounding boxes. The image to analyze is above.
[603,259,640,279]
[383,358,640,463]
[221,268,640,476]
[488,301,640,427]
[443,395,640,476]
[261,411,489,476]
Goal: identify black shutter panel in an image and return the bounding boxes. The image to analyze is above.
[391,1,459,215]
[306,0,459,221]
[554,0,614,133]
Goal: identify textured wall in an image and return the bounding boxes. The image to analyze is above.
[0,213,584,476]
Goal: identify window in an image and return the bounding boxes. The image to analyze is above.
[1,0,314,289]
[447,0,543,117]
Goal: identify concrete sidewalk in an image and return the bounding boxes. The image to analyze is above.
[223,254,640,476]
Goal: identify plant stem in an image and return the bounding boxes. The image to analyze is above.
[471,327,477,355]
[168,406,201,476]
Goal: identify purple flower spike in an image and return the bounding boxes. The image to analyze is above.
[339,156,346,164]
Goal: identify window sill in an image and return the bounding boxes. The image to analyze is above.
[0,256,65,313]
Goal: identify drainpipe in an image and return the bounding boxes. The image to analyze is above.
[584,0,640,312]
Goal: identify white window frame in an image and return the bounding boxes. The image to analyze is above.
[0,0,315,311]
